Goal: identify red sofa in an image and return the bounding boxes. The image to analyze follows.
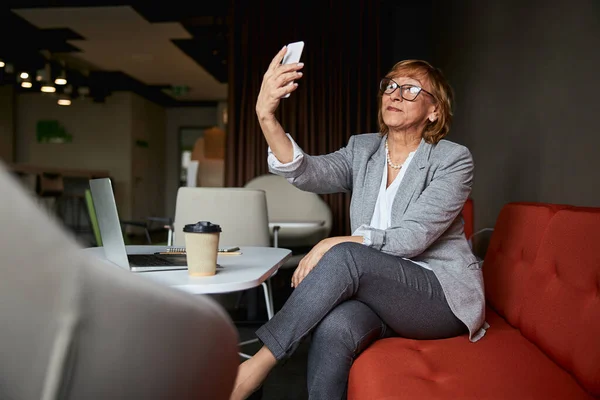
[348,202,600,399]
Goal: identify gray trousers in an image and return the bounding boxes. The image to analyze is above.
[256,242,466,400]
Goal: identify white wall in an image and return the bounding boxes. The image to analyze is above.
[0,86,15,163]
[164,106,221,216]
[14,92,226,220]
[426,0,600,231]
[15,91,166,220]
[131,94,166,221]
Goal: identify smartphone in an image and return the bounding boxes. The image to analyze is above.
[281,41,304,98]
[218,246,240,253]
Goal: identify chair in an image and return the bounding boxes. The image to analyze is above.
[244,173,333,268]
[0,162,239,400]
[171,187,270,248]
[170,187,276,349]
[36,172,64,214]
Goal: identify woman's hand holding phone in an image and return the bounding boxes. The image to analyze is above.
[255,42,304,164]
[256,44,304,119]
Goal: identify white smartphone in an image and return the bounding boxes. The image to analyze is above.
[218,246,240,253]
[281,41,304,98]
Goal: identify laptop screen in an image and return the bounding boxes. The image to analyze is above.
[89,178,130,270]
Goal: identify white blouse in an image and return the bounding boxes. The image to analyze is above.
[268,134,431,270]
[352,151,431,270]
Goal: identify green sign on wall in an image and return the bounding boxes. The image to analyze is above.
[36,120,72,144]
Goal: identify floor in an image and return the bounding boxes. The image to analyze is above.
[230,266,311,400]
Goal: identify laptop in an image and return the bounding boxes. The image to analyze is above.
[89,178,188,272]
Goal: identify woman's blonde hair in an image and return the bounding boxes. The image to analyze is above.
[378,60,454,144]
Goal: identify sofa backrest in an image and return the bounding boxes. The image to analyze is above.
[484,203,600,397]
[483,203,559,324]
[518,207,600,396]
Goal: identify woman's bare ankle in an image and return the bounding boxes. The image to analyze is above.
[229,347,277,400]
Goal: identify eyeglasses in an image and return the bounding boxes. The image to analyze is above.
[379,78,435,102]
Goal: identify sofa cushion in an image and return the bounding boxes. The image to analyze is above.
[483,203,560,326]
[518,207,600,397]
[348,307,593,400]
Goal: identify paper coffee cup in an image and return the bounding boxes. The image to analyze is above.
[183,221,221,276]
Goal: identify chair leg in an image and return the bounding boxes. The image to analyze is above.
[167,228,173,247]
[266,279,274,315]
[238,281,275,359]
[262,281,274,320]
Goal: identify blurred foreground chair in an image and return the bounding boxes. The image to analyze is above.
[0,162,239,400]
[244,173,333,268]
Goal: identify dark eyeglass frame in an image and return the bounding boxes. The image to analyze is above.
[379,78,436,102]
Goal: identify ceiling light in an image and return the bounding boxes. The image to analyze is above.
[20,72,29,79]
[54,60,68,85]
[21,81,32,88]
[0,60,5,68]
[41,84,56,93]
[57,98,71,106]
[55,69,67,85]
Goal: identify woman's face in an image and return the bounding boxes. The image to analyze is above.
[381,75,437,134]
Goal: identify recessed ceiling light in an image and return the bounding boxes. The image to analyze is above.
[41,85,56,93]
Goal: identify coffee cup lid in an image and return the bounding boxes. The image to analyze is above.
[183,221,222,233]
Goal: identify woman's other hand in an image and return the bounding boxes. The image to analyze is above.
[291,236,363,288]
[256,46,304,120]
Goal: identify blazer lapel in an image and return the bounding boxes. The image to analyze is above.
[391,139,432,222]
[360,137,386,226]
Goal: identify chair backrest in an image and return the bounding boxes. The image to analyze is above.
[483,203,558,324]
[0,163,239,400]
[244,174,333,247]
[172,187,270,248]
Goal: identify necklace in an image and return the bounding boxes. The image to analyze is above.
[385,138,403,170]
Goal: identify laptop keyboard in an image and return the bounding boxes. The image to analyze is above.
[127,254,187,267]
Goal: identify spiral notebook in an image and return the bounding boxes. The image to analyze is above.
[156,247,242,256]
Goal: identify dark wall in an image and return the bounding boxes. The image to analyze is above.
[388,0,600,231]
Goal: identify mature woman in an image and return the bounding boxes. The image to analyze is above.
[230,46,487,400]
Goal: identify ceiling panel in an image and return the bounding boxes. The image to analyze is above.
[1,1,230,106]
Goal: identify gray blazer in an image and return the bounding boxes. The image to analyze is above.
[269,133,487,342]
